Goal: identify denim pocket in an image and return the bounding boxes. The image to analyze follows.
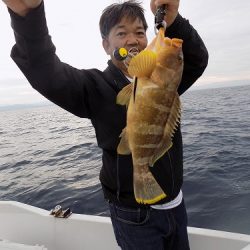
[111,203,150,225]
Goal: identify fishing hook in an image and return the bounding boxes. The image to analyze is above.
[113,47,139,69]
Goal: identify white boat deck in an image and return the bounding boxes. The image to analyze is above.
[0,239,47,250]
[0,201,250,250]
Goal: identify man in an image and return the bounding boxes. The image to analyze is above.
[2,0,208,249]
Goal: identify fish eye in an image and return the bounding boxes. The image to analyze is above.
[136,31,146,37]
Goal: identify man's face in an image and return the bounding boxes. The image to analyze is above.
[103,17,148,76]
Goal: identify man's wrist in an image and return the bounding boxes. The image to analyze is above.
[8,1,48,39]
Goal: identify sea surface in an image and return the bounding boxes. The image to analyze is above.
[0,84,250,235]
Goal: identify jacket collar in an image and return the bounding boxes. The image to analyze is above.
[104,60,130,92]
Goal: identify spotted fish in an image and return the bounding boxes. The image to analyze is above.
[116,28,184,204]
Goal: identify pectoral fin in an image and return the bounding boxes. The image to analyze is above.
[117,128,131,155]
[117,83,133,106]
[128,50,156,78]
[149,94,181,166]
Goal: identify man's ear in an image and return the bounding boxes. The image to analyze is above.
[102,39,110,55]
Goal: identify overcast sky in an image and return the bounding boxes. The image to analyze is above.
[0,0,250,105]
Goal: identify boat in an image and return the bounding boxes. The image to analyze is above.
[0,201,250,250]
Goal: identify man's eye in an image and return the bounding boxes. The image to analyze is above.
[137,31,145,36]
[117,32,126,37]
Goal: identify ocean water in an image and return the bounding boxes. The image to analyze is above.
[0,84,250,235]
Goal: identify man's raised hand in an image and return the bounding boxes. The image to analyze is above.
[2,0,42,16]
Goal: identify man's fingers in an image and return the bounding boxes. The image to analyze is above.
[23,0,42,9]
[2,0,27,12]
[2,0,41,16]
[150,0,180,27]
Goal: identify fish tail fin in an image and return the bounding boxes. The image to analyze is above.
[134,164,166,204]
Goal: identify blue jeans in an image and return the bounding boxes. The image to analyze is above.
[108,199,190,250]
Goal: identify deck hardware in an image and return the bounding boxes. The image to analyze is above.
[50,205,72,218]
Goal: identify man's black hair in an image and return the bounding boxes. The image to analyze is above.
[99,0,148,39]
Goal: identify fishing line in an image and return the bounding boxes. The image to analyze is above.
[113,5,166,66]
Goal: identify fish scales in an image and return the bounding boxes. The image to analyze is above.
[117,28,184,204]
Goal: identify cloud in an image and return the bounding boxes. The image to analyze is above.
[0,0,250,104]
[0,79,46,105]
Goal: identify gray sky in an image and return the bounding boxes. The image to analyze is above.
[0,0,250,105]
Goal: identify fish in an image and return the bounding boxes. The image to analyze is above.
[116,28,184,204]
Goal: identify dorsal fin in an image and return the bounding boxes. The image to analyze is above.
[149,94,181,166]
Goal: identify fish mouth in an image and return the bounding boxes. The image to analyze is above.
[124,47,140,68]
[127,47,140,56]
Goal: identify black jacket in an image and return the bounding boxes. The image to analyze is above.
[8,2,208,207]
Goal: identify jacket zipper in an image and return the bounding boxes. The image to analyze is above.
[116,154,120,201]
[167,151,175,196]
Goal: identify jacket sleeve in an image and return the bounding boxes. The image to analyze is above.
[8,1,92,118]
[166,14,209,95]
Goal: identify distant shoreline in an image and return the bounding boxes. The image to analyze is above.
[0,102,52,111]
[0,82,249,111]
